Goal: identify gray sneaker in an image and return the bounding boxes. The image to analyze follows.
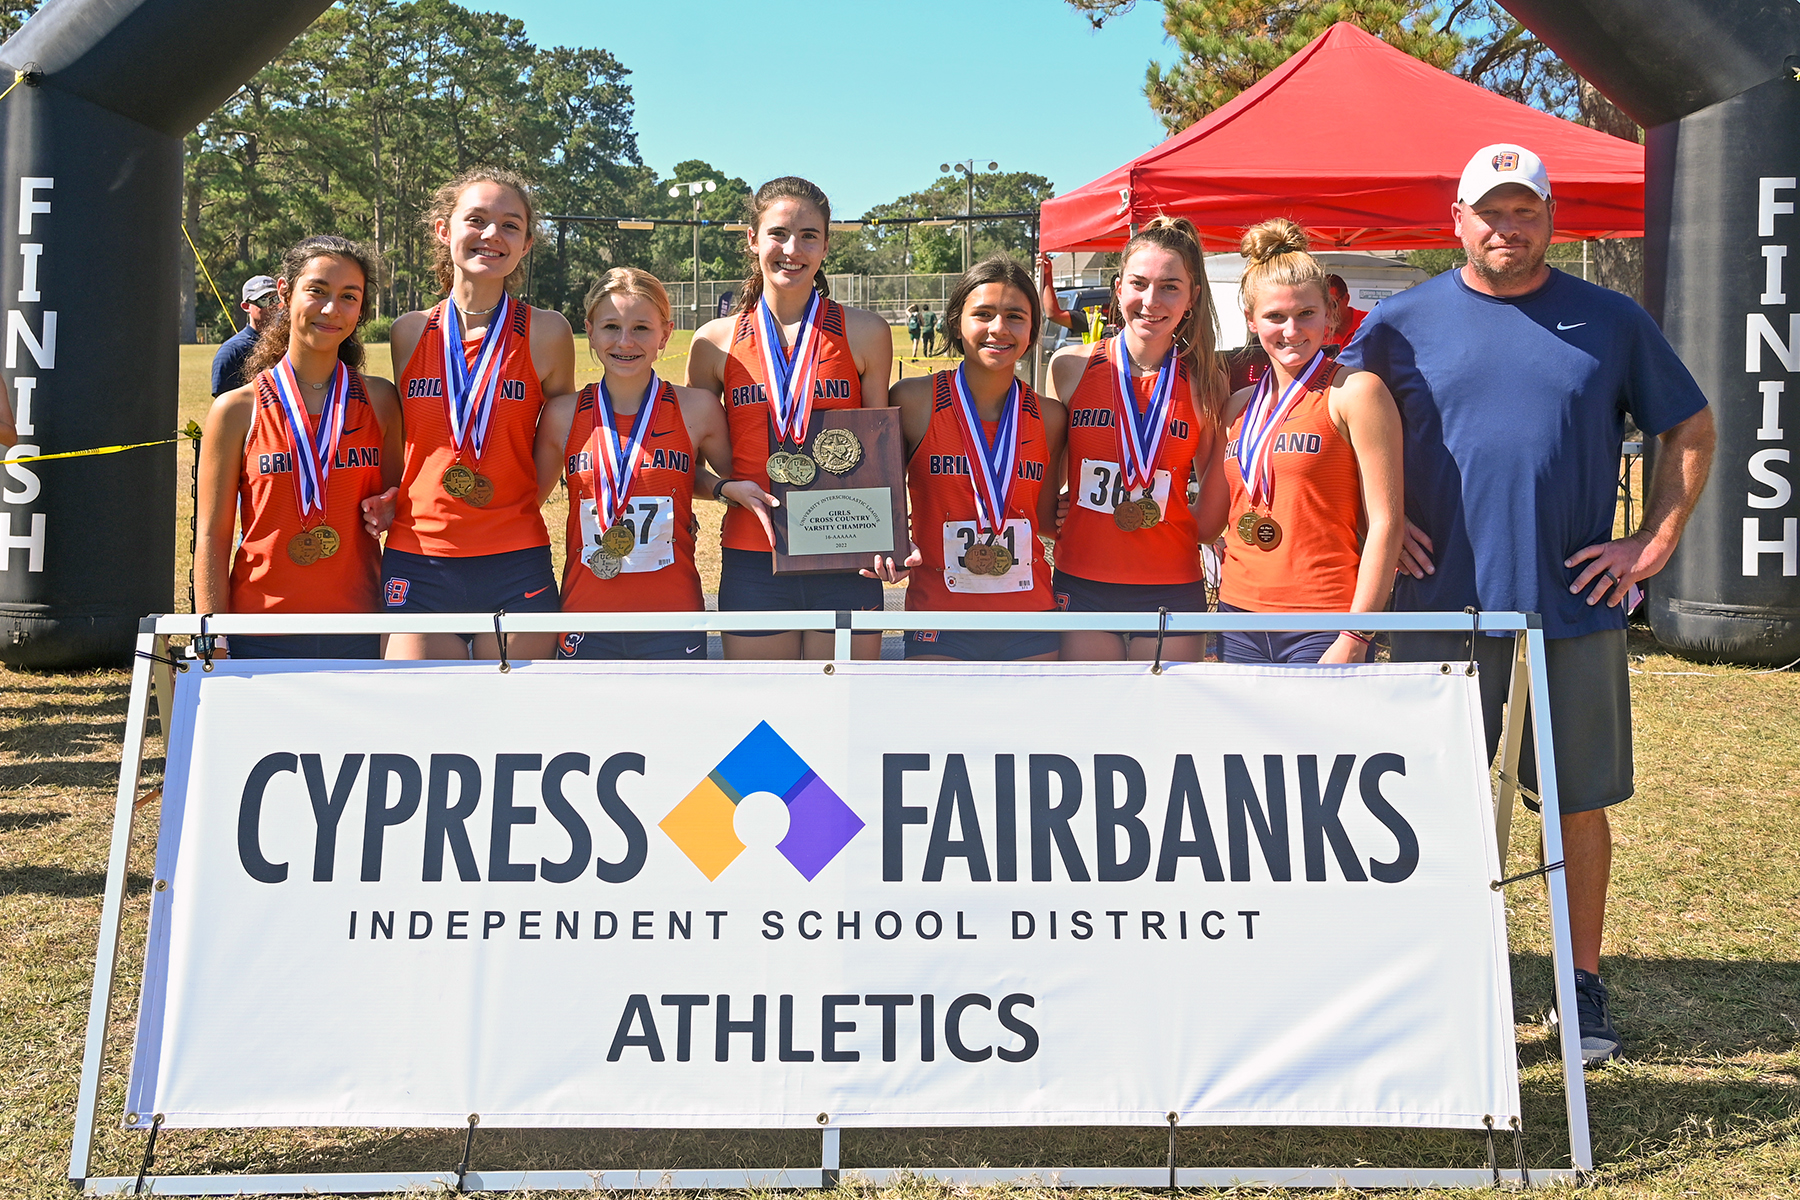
[1573,969,1621,1064]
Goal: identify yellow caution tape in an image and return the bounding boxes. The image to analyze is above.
[8,437,183,464]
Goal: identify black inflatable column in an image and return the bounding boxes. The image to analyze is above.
[1500,0,1800,664]
[0,0,332,669]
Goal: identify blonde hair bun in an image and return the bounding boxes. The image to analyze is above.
[1240,218,1310,265]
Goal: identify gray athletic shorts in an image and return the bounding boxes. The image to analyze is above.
[1389,627,1631,815]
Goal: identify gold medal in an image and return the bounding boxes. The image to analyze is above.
[765,451,792,485]
[785,453,817,486]
[601,523,635,557]
[988,544,1016,575]
[287,529,322,566]
[313,524,341,559]
[1251,514,1284,552]
[586,549,624,579]
[1236,511,1259,544]
[1137,496,1162,529]
[442,464,476,498]
[963,541,996,575]
[465,473,495,508]
[812,427,863,474]
[1113,500,1145,532]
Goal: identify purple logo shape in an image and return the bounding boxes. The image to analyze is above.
[666,720,864,881]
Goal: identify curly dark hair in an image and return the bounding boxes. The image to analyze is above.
[243,235,380,380]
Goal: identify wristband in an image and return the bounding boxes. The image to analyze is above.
[1343,631,1372,646]
[712,478,732,504]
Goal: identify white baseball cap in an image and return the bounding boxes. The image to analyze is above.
[1457,144,1551,205]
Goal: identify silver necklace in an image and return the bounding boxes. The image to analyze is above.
[456,298,499,318]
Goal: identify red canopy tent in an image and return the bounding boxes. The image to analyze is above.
[1040,22,1644,253]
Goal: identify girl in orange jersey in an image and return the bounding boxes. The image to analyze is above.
[686,176,894,661]
[867,254,1067,660]
[381,166,575,661]
[1218,219,1402,664]
[195,235,402,659]
[534,268,732,660]
[1047,216,1231,662]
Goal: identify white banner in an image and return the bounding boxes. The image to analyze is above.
[127,660,1518,1131]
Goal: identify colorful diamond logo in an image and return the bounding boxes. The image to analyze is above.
[660,721,865,881]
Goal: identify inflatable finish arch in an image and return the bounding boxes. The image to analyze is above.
[3,1,1798,666]
[1500,0,1800,664]
[0,0,331,668]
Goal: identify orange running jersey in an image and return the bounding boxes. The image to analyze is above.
[1054,337,1204,585]
[228,368,386,613]
[387,300,549,558]
[560,380,703,613]
[906,372,1054,612]
[720,297,862,552]
[1219,379,1363,612]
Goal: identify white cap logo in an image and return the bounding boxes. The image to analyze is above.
[1459,143,1551,206]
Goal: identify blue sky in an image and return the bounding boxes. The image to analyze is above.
[499,0,1172,215]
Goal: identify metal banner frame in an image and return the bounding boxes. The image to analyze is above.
[71,609,1590,1195]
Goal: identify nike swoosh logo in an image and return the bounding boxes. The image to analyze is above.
[684,645,700,655]
[1557,322,1586,330]
[524,586,550,599]
[650,429,674,438]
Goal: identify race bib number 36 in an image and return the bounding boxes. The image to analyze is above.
[942,518,1034,594]
[579,497,675,573]
[1077,460,1172,516]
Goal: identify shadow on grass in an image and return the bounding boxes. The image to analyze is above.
[0,760,130,792]
[0,810,69,832]
[1511,953,1800,1059]
[101,957,1800,1187]
[0,865,151,898]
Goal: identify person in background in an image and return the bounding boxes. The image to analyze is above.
[1339,142,1716,1065]
[1036,252,1089,339]
[907,304,923,357]
[211,275,282,397]
[1325,274,1367,349]
[921,304,938,356]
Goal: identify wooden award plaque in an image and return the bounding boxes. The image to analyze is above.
[770,407,908,575]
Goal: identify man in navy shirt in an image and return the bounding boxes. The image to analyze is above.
[209,275,280,396]
[1340,144,1715,1064]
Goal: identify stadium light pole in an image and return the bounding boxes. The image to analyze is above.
[668,178,719,327]
[940,159,998,273]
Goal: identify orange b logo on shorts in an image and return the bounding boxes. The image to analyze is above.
[1492,152,1520,171]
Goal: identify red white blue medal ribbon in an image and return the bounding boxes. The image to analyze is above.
[756,291,824,448]
[1110,335,1179,491]
[268,356,349,520]
[438,293,513,463]
[1236,349,1329,507]
[948,367,1021,534]
[588,374,662,530]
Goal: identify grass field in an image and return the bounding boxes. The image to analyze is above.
[1,342,1796,1197]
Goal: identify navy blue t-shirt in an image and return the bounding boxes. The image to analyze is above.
[1338,268,1708,638]
[210,323,260,396]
